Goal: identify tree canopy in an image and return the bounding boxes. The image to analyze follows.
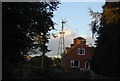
[2,2,59,79]
[29,56,53,67]
[89,2,120,77]
[3,2,59,63]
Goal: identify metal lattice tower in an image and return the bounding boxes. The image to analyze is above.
[57,20,66,58]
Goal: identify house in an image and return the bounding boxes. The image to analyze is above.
[64,37,94,71]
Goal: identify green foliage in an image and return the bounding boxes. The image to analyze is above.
[29,56,53,67]
[102,2,120,24]
[2,2,59,79]
[60,51,66,59]
[3,2,59,62]
[52,57,62,68]
[90,2,120,77]
[88,8,101,37]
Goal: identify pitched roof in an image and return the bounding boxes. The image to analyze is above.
[74,37,86,40]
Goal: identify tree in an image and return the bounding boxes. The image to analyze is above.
[89,2,120,77]
[29,56,53,67]
[60,51,66,69]
[2,2,59,79]
[52,57,61,69]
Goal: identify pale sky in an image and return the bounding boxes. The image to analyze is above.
[30,1,105,57]
[45,2,105,57]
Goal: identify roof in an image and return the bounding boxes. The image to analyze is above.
[74,37,86,40]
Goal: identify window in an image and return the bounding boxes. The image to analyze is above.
[71,60,80,68]
[78,48,85,55]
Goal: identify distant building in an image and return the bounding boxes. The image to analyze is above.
[64,37,94,71]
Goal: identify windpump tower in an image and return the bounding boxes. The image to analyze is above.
[57,20,66,58]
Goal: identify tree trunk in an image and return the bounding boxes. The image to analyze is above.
[41,51,45,68]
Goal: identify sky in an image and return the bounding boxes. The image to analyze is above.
[32,1,105,57]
